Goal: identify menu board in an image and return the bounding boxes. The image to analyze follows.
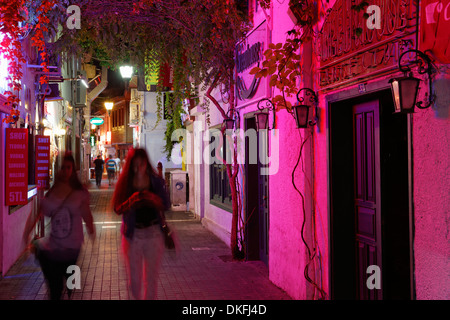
[35,135,50,190]
[5,128,28,205]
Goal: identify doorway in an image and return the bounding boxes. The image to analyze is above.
[329,90,412,299]
[245,117,269,266]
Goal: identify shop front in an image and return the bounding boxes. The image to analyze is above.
[235,19,271,266]
[318,0,449,300]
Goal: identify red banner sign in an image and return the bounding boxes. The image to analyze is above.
[35,135,50,190]
[420,0,450,63]
[5,128,28,206]
[160,62,174,88]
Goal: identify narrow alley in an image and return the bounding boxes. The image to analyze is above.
[0,178,291,301]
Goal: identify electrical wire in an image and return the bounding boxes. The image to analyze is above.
[301,127,328,300]
[291,127,327,300]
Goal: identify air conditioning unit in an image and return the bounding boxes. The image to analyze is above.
[129,102,139,126]
[130,88,140,103]
[75,70,87,106]
[170,170,187,211]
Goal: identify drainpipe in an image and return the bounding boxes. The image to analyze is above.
[83,66,108,183]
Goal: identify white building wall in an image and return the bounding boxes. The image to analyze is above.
[139,91,181,171]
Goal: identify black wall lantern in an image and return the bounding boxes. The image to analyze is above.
[291,88,318,128]
[223,117,235,130]
[223,108,240,131]
[389,49,435,114]
[255,98,275,131]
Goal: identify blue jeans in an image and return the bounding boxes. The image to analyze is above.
[122,225,164,300]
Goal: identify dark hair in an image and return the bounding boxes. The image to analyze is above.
[61,152,84,190]
[112,148,158,209]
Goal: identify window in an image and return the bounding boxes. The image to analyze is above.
[209,131,232,211]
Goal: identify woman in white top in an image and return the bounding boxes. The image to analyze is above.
[25,152,95,300]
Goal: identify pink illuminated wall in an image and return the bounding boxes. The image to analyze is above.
[267,1,330,299]
[412,99,450,300]
[191,0,449,300]
[267,0,450,300]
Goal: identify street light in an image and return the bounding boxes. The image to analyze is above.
[105,102,114,114]
[55,127,66,136]
[104,102,113,145]
[119,66,133,79]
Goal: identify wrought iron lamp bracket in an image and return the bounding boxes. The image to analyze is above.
[256,98,276,130]
[294,88,319,126]
[398,49,436,110]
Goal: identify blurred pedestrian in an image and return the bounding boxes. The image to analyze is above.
[94,155,104,187]
[114,156,121,179]
[112,148,172,300]
[24,152,95,300]
[106,155,118,186]
[157,161,163,179]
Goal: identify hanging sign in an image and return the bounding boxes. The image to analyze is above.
[160,62,174,89]
[236,20,267,104]
[90,117,104,125]
[420,0,450,63]
[5,128,28,205]
[35,135,50,190]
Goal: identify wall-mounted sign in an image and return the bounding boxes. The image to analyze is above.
[319,0,417,91]
[160,62,174,88]
[35,135,50,190]
[5,128,28,205]
[236,20,268,104]
[420,0,450,63]
[90,117,104,125]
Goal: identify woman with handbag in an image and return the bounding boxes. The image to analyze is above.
[112,148,175,300]
[24,152,95,300]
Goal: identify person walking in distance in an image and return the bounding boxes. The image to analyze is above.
[94,155,104,187]
[157,161,163,179]
[24,152,95,300]
[112,148,171,300]
[114,156,121,179]
[106,155,118,186]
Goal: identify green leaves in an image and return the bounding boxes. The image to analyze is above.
[351,1,370,38]
[351,1,370,12]
[249,35,302,110]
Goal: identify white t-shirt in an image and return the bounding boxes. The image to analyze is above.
[40,188,91,251]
